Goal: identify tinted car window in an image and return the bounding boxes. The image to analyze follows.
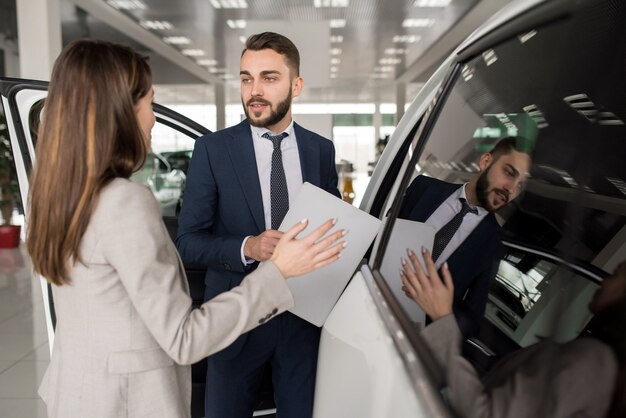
[377,0,625,351]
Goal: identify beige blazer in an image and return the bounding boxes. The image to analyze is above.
[38,179,294,418]
[421,315,617,418]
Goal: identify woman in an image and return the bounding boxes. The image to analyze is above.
[26,39,345,418]
[401,249,625,418]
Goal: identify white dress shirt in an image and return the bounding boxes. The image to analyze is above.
[240,121,303,264]
[425,183,488,269]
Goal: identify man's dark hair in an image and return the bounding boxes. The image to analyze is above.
[489,136,533,160]
[243,32,300,77]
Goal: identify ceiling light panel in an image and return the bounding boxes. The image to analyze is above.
[379,58,401,64]
[227,19,247,29]
[402,18,435,28]
[482,49,498,66]
[330,35,344,43]
[315,0,349,7]
[330,48,342,55]
[182,49,206,57]
[414,0,451,7]
[393,35,420,43]
[330,58,341,65]
[107,0,145,10]
[385,48,406,54]
[239,36,247,44]
[197,59,218,66]
[330,19,346,28]
[210,0,248,8]
[163,36,191,45]
[140,20,173,30]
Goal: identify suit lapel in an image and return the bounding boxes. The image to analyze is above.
[294,123,320,185]
[226,120,265,231]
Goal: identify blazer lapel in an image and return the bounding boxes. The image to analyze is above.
[294,123,320,185]
[226,120,265,231]
[410,184,460,222]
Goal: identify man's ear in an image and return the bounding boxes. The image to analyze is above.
[478,153,492,171]
[291,76,304,99]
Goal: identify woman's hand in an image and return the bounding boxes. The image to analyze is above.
[271,218,346,279]
[401,248,454,320]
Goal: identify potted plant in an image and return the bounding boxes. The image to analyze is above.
[0,120,21,248]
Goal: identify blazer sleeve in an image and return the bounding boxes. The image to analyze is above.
[421,315,617,418]
[98,182,294,365]
[175,137,248,272]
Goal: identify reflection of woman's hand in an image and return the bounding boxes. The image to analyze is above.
[271,218,346,279]
[401,248,454,320]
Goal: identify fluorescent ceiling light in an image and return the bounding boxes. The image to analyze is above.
[330,35,344,43]
[385,48,406,54]
[402,18,435,28]
[197,59,218,66]
[393,35,420,43]
[140,21,173,30]
[414,0,451,7]
[210,0,248,8]
[315,0,349,6]
[221,74,234,80]
[330,66,338,72]
[379,58,401,65]
[461,65,474,81]
[226,19,247,29]
[374,66,394,72]
[163,36,191,45]
[182,49,206,57]
[330,58,341,65]
[330,19,346,28]
[239,36,247,44]
[209,67,227,73]
[482,49,498,66]
[330,73,338,79]
[330,48,342,55]
[107,0,145,10]
[518,29,537,43]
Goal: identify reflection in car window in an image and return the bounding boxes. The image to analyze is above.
[0,106,24,226]
[378,0,625,367]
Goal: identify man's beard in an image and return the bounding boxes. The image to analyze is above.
[243,87,292,129]
[475,164,509,212]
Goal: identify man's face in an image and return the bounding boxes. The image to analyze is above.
[475,150,531,212]
[240,48,303,131]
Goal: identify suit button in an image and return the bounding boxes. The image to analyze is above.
[258,318,265,324]
[271,308,278,315]
[265,313,272,319]
[224,263,231,271]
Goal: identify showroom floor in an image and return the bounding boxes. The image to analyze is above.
[0,243,49,418]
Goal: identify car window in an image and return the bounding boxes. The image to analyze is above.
[129,116,196,217]
[0,109,24,227]
[376,1,625,352]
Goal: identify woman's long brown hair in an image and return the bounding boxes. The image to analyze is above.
[26,39,151,285]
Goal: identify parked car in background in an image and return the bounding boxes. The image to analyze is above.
[1,0,624,416]
[131,152,186,216]
[162,149,193,175]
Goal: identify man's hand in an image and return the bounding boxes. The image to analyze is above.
[244,229,284,261]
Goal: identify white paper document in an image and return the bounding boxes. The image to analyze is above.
[279,183,381,326]
[373,218,436,326]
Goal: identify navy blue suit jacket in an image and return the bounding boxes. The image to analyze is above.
[176,119,340,355]
[399,175,503,337]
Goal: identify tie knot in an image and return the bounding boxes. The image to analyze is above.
[459,198,478,216]
[262,132,288,149]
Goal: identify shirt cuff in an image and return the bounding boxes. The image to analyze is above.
[240,236,256,265]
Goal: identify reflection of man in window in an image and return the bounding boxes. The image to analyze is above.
[399,137,531,336]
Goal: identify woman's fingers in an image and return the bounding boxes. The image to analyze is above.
[282,218,309,241]
[441,262,454,291]
[313,240,346,264]
[421,247,439,286]
[301,218,337,245]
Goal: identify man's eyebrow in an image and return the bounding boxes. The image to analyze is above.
[260,70,281,76]
[240,70,251,76]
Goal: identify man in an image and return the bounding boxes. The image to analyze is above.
[398,137,531,336]
[176,32,340,418]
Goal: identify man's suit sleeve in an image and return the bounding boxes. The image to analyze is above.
[175,137,248,273]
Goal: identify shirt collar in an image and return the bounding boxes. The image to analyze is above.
[460,183,488,217]
[250,120,294,140]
